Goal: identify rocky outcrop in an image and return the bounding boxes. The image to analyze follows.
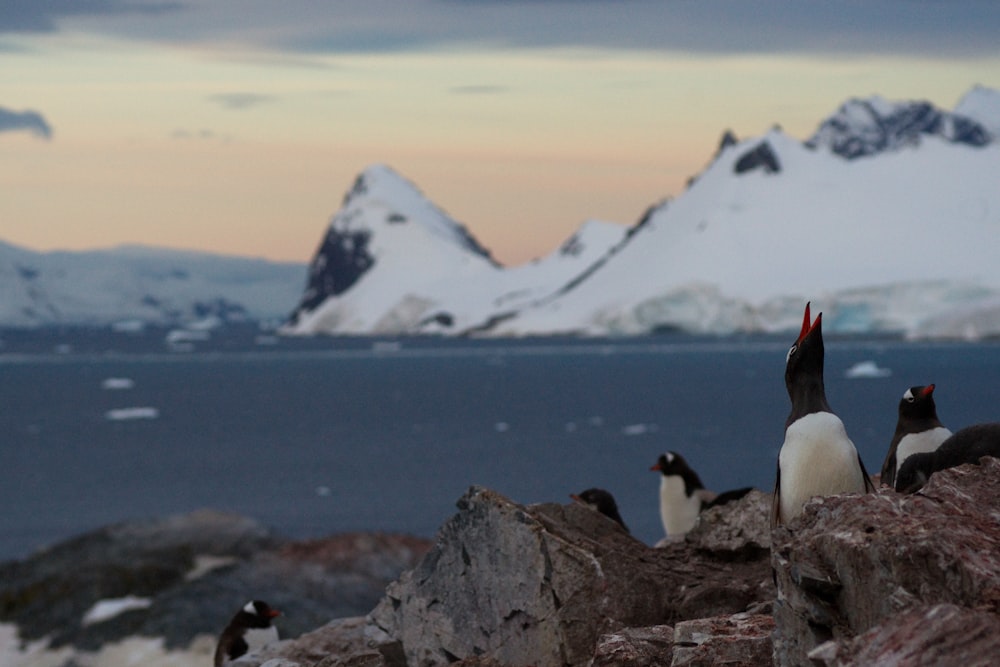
[0,509,430,666]
[8,460,1000,666]
[241,486,773,667]
[772,457,1000,665]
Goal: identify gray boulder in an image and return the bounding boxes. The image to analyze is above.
[369,485,772,667]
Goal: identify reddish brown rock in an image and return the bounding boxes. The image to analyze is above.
[771,458,1000,666]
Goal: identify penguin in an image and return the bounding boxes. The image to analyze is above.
[772,303,874,528]
[879,384,952,490]
[895,422,1000,493]
[570,488,629,532]
[214,600,281,667]
[650,451,753,540]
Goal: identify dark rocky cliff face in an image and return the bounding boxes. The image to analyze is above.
[806,98,993,159]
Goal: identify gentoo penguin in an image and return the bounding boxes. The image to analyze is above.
[895,422,1000,493]
[570,488,630,532]
[772,303,874,528]
[650,451,753,540]
[214,600,281,667]
[879,384,952,490]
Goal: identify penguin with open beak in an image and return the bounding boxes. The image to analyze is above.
[772,302,874,527]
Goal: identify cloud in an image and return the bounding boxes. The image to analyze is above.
[0,0,183,34]
[0,108,53,139]
[7,1,1000,60]
[208,93,275,110]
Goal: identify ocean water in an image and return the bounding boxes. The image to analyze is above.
[1,328,998,561]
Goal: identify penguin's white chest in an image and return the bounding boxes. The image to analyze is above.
[659,476,702,539]
[895,427,952,473]
[779,412,866,523]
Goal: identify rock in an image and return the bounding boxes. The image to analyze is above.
[591,625,674,667]
[685,489,772,556]
[771,457,1000,666]
[369,486,772,667]
[671,612,774,667]
[0,510,430,666]
[808,603,1000,666]
[237,616,405,667]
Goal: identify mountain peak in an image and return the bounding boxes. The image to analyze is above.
[805,93,992,159]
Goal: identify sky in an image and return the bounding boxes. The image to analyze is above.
[2,1,1000,267]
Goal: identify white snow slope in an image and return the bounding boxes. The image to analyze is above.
[290,86,1000,340]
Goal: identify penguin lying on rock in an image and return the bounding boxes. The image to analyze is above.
[880,384,952,490]
[772,302,874,528]
[895,422,1000,493]
[650,451,753,541]
[570,488,629,532]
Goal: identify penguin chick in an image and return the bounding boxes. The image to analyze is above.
[895,422,1000,493]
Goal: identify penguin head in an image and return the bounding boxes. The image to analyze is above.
[899,384,939,422]
[239,600,280,628]
[570,488,629,531]
[650,451,705,496]
[785,302,824,397]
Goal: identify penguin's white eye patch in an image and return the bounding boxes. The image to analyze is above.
[244,601,256,614]
[786,345,797,363]
[903,389,914,402]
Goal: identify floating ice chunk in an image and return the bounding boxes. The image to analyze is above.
[315,485,332,497]
[101,378,135,390]
[622,423,659,436]
[494,421,510,432]
[844,360,892,379]
[165,328,210,344]
[82,596,152,626]
[105,407,159,421]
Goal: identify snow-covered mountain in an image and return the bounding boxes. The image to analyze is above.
[0,242,305,328]
[288,85,1000,340]
[285,165,628,335]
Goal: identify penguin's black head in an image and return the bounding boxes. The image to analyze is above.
[650,451,705,496]
[239,600,280,628]
[571,488,629,531]
[899,384,939,422]
[785,302,824,387]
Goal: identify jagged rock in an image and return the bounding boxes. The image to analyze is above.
[771,458,1000,666]
[685,488,772,556]
[238,616,405,667]
[733,141,781,174]
[671,612,774,667]
[369,486,772,667]
[807,603,1000,666]
[591,625,674,667]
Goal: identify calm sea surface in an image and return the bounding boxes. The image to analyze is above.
[1,328,997,561]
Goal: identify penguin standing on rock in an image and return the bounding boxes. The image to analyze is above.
[214,600,281,667]
[650,451,753,541]
[772,303,874,528]
[879,384,952,490]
